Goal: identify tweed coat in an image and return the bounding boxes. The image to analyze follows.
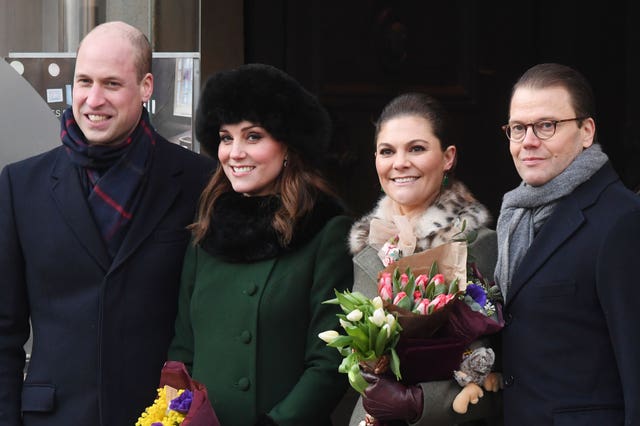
[0,137,213,426]
[168,212,354,426]
[500,162,640,425]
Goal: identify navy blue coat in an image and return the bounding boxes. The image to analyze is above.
[501,163,640,425]
[0,137,213,425]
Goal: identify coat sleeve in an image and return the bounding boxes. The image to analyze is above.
[597,208,640,423]
[0,165,30,425]
[352,245,383,299]
[468,228,498,282]
[267,215,354,425]
[167,241,198,371]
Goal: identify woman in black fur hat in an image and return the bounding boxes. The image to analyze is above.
[168,64,354,425]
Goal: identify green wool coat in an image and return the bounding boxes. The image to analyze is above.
[168,215,354,426]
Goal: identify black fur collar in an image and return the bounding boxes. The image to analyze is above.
[200,191,344,262]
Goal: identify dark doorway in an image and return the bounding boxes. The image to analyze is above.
[245,0,639,222]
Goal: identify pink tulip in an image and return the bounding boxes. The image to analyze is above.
[378,272,392,294]
[431,273,445,286]
[414,274,428,292]
[415,298,430,315]
[379,283,393,302]
[429,293,453,312]
[393,291,407,306]
[400,273,409,289]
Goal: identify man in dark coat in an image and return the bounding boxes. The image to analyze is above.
[495,63,640,425]
[0,21,213,425]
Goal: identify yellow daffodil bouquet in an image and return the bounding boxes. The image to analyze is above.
[318,290,402,394]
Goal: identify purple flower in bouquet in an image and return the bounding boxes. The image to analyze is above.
[465,283,487,307]
[169,389,193,414]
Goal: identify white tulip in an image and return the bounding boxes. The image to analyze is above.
[339,318,351,329]
[318,330,339,343]
[386,313,396,328]
[347,309,363,322]
[372,296,383,309]
[369,308,386,327]
[381,323,391,338]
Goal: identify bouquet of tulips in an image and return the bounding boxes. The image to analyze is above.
[377,251,503,385]
[319,290,403,394]
[320,241,503,393]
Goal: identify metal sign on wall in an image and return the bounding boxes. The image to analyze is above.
[0,59,59,169]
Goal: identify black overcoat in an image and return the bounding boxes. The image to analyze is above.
[0,137,213,425]
[501,163,640,425]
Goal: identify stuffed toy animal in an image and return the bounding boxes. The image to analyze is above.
[452,345,503,414]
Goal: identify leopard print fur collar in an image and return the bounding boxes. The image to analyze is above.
[349,180,491,255]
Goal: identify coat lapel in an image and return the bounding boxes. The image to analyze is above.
[50,149,112,272]
[109,143,181,273]
[506,163,618,303]
[506,204,584,302]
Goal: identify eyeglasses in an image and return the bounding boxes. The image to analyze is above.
[501,117,587,143]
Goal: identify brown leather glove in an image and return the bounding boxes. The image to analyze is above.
[361,372,424,422]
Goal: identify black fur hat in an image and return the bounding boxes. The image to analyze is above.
[195,63,332,165]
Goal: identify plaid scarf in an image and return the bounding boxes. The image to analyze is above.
[61,107,156,258]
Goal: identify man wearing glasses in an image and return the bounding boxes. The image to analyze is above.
[495,63,640,425]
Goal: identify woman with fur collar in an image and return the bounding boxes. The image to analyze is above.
[348,93,502,426]
[168,64,353,426]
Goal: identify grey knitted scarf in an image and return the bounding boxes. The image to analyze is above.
[495,144,608,300]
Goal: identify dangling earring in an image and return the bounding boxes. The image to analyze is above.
[283,158,288,168]
[442,172,449,188]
